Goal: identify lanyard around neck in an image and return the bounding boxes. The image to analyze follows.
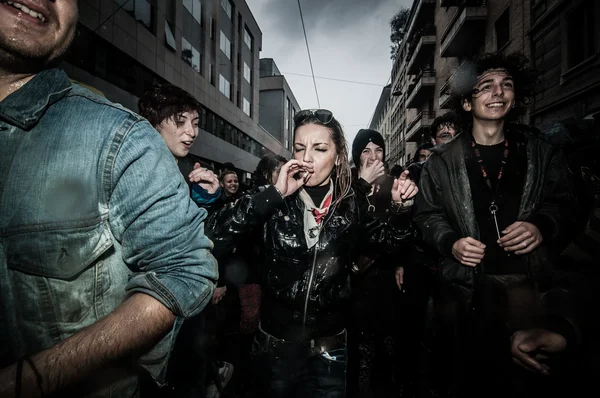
[470,138,509,195]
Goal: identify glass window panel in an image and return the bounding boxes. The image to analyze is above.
[165,22,176,50]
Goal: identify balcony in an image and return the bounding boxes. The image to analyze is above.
[405,111,436,142]
[407,34,436,75]
[438,79,452,109]
[440,0,488,58]
[406,69,436,109]
[405,0,436,43]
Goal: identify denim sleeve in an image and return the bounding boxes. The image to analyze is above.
[108,118,218,384]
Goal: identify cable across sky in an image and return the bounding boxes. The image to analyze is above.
[296,0,321,108]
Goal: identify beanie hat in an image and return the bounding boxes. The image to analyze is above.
[352,129,386,167]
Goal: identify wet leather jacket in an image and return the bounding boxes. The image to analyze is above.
[207,179,412,341]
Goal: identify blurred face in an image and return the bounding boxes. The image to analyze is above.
[463,68,515,122]
[359,142,383,169]
[293,124,337,187]
[221,173,239,195]
[0,0,78,70]
[156,111,199,158]
[434,124,457,145]
[271,161,284,185]
[417,149,432,162]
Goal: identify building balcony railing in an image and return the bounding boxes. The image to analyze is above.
[405,111,436,142]
[406,69,436,109]
[440,0,488,58]
[405,0,436,45]
[407,34,436,75]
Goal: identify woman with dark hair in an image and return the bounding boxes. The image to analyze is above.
[253,154,287,187]
[207,109,418,397]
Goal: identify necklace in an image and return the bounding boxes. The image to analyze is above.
[471,138,509,241]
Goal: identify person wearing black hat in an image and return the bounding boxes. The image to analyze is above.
[348,129,420,397]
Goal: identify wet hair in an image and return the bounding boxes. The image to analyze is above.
[449,52,538,122]
[253,155,287,186]
[293,115,351,208]
[138,84,200,128]
[413,142,435,163]
[431,111,463,136]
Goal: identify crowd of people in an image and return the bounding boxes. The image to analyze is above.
[1,2,598,398]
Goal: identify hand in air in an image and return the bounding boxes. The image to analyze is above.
[391,170,418,202]
[189,163,220,194]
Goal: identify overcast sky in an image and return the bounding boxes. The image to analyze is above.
[249,0,413,147]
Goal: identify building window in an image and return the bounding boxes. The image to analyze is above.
[182,37,200,73]
[565,1,596,69]
[183,0,201,24]
[495,8,510,50]
[221,0,232,19]
[243,62,251,83]
[220,31,231,60]
[116,0,154,32]
[243,98,251,116]
[165,22,176,51]
[244,27,252,50]
[209,64,215,85]
[210,18,214,39]
[219,74,231,99]
[285,98,291,130]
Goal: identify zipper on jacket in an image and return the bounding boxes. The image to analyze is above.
[301,202,340,330]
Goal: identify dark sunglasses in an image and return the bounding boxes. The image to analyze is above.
[293,109,334,126]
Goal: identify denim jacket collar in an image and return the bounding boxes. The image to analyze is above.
[0,68,72,130]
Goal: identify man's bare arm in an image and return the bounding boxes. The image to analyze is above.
[0,293,175,397]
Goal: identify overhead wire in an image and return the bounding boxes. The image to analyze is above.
[296,0,321,108]
[280,72,386,87]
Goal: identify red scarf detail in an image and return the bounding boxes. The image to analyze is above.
[311,193,333,224]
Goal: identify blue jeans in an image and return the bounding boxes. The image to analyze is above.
[251,327,347,397]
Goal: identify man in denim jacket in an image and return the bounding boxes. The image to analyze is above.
[0,2,217,397]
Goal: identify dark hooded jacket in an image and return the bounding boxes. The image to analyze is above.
[206,180,412,341]
[413,123,574,298]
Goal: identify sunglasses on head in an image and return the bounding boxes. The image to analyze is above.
[293,109,334,126]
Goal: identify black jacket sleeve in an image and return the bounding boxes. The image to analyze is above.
[413,157,461,257]
[525,147,575,247]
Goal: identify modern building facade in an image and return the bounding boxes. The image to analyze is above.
[373,0,600,166]
[67,0,289,177]
[259,58,301,153]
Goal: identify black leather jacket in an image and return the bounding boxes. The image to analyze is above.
[206,180,412,340]
[413,124,574,297]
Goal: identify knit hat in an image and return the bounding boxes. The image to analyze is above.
[352,129,386,167]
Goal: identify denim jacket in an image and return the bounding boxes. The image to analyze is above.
[0,69,218,396]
